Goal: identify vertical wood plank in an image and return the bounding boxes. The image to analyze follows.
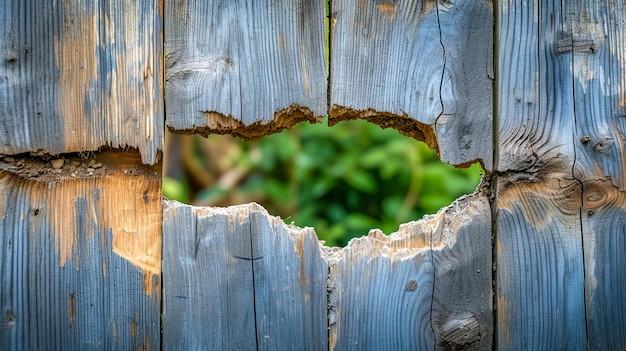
[581,181,626,348]
[567,1,626,348]
[162,202,328,350]
[165,0,327,139]
[250,209,329,350]
[0,151,161,350]
[330,0,493,170]
[496,0,587,348]
[0,0,163,164]
[329,189,492,350]
[162,203,256,350]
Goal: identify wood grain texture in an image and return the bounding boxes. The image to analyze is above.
[162,201,328,350]
[329,187,492,350]
[571,0,626,188]
[330,0,493,170]
[0,0,163,165]
[497,0,626,348]
[496,179,586,349]
[567,2,626,347]
[165,0,327,139]
[496,0,588,348]
[0,151,161,350]
[581,180,626,349]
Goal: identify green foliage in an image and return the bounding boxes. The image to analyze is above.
[164,117,483,247]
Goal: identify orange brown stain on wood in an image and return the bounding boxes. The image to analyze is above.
[376,3,397,21]
[54,3,159,158]
[295,234,305,258]
[498,295,510,344]
[130,309,139,339]
[69,293,76,322]
[1,156,162,296]
[582,179,626,211]
[186,105,321,141]
[296,234,310,286]
[145,333,150,351]
[279,32,284,48]
[329,106,441,157]
[497,177,581,229]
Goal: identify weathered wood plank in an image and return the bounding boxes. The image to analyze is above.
[0,151,161,350]
[571,0,626,188]
[162,203,256,350]
[330,0,493,170]
[329,187,492,350]
[581,180,626,349]
[0,1,163,164]
[496,0,587,348]
[495,179,586,349]
[567,1,626,348]
[165,0,327,139]
[162,201,328,350]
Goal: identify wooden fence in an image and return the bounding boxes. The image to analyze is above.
[1,0,624,350]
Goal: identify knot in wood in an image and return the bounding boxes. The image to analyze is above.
[3,309,15,327]
[593,137,614,153]
[439,312,480,349]
[582,180,620,210]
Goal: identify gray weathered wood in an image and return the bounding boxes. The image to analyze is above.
[567,1,626,348]
[495,179,586,349]
[0,0,163,165]
[330,0,493,170]
[0,151,162,349]
[329,187,492,350]
[162,201,328,350]
[165,0,327,140]
[496,0,587,348]
[581,180,626,349]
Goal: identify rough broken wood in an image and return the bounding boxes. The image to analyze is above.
[330,0,493,170]
[162,201,328,350]
[165,0,327,139]
[0,0,163,165]
[329,186,492,350]
[0,150,162,349]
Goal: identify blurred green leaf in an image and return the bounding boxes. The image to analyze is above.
[163,176,189,203]
[166,117,483,247]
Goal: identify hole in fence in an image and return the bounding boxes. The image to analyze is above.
[163,117,483,247]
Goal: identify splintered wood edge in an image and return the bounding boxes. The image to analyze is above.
[330,105,486,170]
[0,149,162,295]
[163,181,488,257]
[330,105,440,155]
[163,178,491,330]
[167,104,324,141]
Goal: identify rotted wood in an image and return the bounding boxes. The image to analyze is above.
[165,0,327,140]
[330,0,493,170]
[0,1,163,165]
[567,0,626,348]
[0,151,162,350]
[162,201,328,350]
[328,185,492,350]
